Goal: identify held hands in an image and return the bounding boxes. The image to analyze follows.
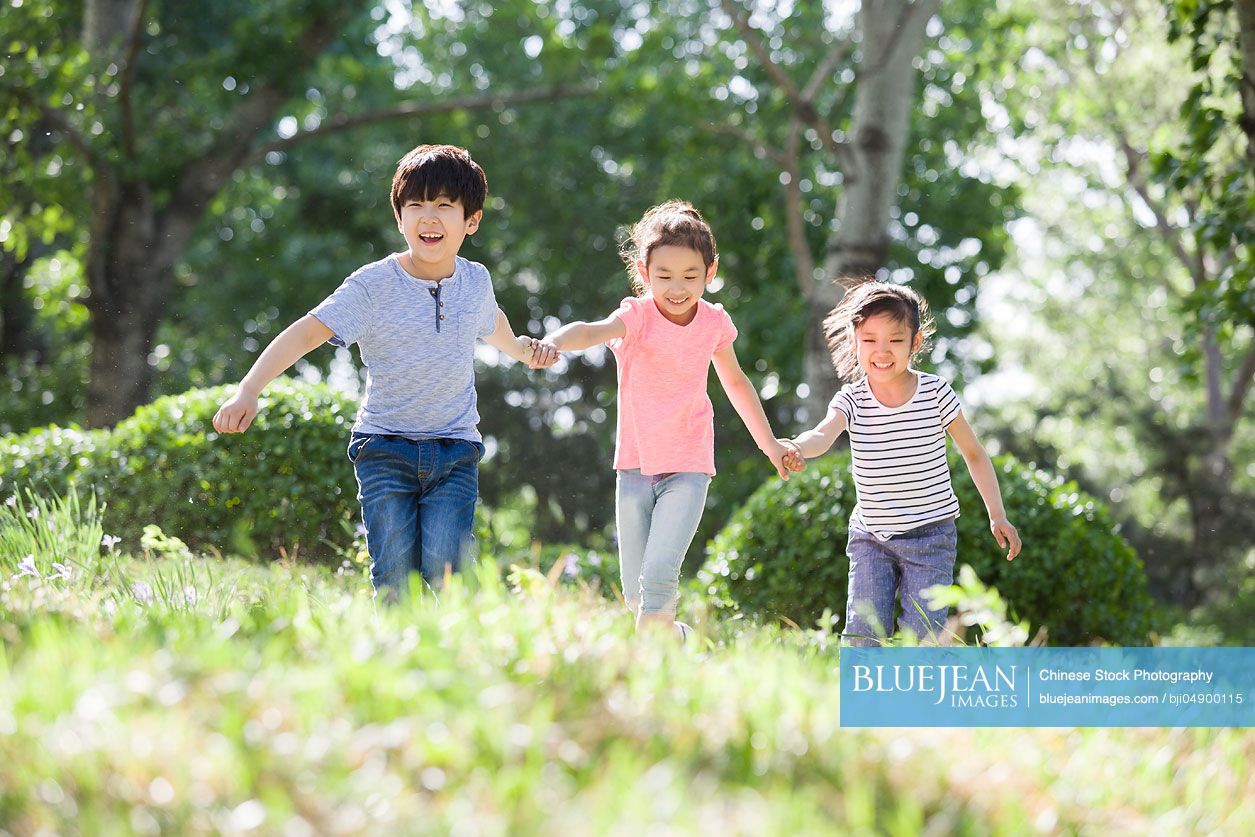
[519,336,559,369]
[779,438,806,473]
[212,389,259,434]
[762,440,792,481]
[990,517,1022,561]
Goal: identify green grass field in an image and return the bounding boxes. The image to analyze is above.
[1,493,1250,834]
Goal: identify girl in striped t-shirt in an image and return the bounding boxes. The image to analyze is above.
[780,282,1021,645]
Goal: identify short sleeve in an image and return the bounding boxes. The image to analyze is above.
[714,306,738,352]
[607,296,644,351]
[310,276,373,348]
[476,266,499,338]
[935,377,962,426]
[830,385,857,425]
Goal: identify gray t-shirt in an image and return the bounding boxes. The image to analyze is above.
[310,254,498,441]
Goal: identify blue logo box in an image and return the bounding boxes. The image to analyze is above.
[839,647,1252,727]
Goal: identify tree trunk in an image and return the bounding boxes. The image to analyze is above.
[800,0,935,420]
[83,178,175,426]
[1187,438,1237,600]
[1,245,43,361]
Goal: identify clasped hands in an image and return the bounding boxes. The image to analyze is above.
[517,336,559,369]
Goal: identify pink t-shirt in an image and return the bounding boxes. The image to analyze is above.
[607,295,738,476]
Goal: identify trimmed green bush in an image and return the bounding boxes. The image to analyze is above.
[0,380,360,562]
[699,449,1154,645]
[0,425,108,500]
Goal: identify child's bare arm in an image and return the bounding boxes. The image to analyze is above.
[213,314,334,434]
[545,315,626,352]
[711,345,790,480]
[483,308,558,368]
[947,411,1022,560]
[789,403,849,458]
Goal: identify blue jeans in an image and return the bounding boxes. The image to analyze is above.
[349,433,483,596]
[616,469,711,616]
[843,518,957,646]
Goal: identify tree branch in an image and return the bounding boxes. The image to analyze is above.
[249,84,597,163]
[706,120,786,165]
[718,0,806,107]
[3,84,110,173]
[118,0,149,160]
[802,38,852,102]
[1229,340,1255,424]
[717,0,852,170]
[158,4,360,263]
[1117,132,1204,285]
[783,118,816,297]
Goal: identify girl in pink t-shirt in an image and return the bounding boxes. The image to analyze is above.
[546,200,790,639]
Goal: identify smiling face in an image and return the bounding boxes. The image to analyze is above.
[638,245,717,325]
[853,312,922,382]
[395,195,481,280]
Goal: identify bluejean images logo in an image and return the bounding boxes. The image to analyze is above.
[850,661,1021,709]
[840,647,1253,727]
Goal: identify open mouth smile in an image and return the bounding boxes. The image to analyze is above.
[418,232,445,244]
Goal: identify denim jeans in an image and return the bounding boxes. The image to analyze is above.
[843,518,957,646]
[349,433,483,596]
[616,469,711,616]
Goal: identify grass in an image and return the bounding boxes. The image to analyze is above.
[0,493,1251,834]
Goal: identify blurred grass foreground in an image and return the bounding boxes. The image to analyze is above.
[0,493,1251,835]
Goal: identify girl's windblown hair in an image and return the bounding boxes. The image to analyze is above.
[823,279,935,381]
[619,200,717,295]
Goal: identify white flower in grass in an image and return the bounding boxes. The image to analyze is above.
[50,562,72,581]
[101,534,121,552]
[184,586,198,606]
[588,552,602,567]
[132,582,154,606]
[4,495,15,508]
[16,555,39,579]
[562,553,580,577]
[25,507,39,521]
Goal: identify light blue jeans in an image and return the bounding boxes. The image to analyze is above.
[616,469,711,616]
[843,518,958,646]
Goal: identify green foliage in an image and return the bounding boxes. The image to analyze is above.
[0,253,92,434]
[0,424,108,501]
[1163,0,1254,330]
[973,0,1253,608]
[0,489,104,581]
[509,543,622,600]
[0,502,1249,832]
[0,379,359,561]
[927,564,1032,647]
[700,450,1155,646]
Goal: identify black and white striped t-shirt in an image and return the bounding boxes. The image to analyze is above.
[832,371,962,541]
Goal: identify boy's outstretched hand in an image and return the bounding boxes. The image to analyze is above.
[213,390,259,434]
[990,517,1022,561]
[779,439,806,473]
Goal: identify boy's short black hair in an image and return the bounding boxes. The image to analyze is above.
[391,144,488,219]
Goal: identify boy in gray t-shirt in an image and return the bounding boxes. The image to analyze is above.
[213,144,556,596]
